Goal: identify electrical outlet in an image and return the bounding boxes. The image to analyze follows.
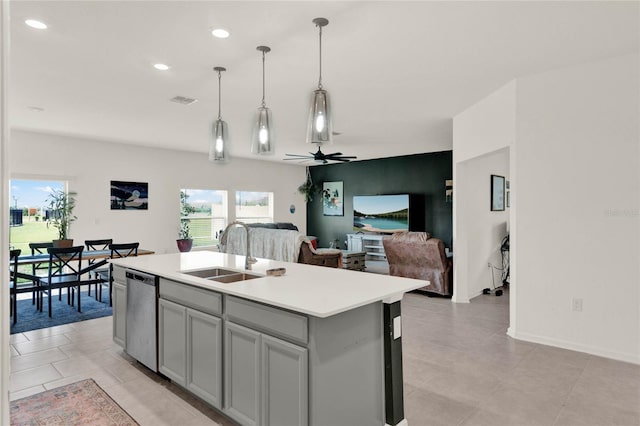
[572,298,583,312]
[487,262,492,268]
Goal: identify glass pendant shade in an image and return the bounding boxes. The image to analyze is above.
[251,106,274,154]
[210,119,228,162]
[210,66,228,163]
[306,88,332,144]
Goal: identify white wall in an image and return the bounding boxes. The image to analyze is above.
[512,54,639,363]
[456,149,509,302]
[1,1,10,422]
[9,130,307,254]
[452,82,515,303]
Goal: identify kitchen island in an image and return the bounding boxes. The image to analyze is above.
[110,251,425,426]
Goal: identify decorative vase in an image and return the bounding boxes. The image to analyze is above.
[176,239,193,253]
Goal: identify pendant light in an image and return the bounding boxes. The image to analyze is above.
[306,17,332,145]
[210,66,228,163]
[251,46,274,155]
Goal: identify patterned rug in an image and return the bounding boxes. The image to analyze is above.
[10,290,112,334]
[10,378,138,425]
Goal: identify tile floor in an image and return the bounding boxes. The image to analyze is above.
[9,290,640,426]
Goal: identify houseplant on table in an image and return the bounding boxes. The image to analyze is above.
[46,189,78,248]
[177,190,195,252]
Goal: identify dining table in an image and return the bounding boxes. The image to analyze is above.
[15,248,155,266]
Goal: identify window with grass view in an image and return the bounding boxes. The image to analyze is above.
[9,179,65,252]
[235,191,274,224]
[180,189,228,247]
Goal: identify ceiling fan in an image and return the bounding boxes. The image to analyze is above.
[284,146,357,164]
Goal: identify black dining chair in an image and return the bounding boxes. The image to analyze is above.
[39,246,84,317]
[29,242,54,302]
[9,249,21,324]
[97,242,139,305]
[84,238,112,297]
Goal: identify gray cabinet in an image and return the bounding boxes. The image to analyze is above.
[225,321,261,426]
[158,296,223,409]
[261,334,308,426]
[187,308,222,409]
[158,298,187,386]
[112,281,127,348]
[224,320,308,426]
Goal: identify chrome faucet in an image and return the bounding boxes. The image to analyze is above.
[222,220,257,270]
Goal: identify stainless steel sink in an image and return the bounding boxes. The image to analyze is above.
[181,268,241,279]
[209,273,261,284]
[181,268,261,283]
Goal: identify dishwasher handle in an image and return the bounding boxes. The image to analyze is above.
[125,270,158,286]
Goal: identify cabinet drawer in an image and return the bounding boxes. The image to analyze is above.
[226,296,308,345]
[160,279,222,316]
[112,265,126,283]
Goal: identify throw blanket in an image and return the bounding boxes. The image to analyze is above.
[220,227,303,263]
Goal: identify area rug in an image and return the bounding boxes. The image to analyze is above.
[10,378,138,426]
[10,290,112,334]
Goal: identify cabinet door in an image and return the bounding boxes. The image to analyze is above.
[158,298,187,386]
[348,234,363,252]
[261,335,308,426]
[225,321,261,426]
[187,309,222,409]
[112,281,127,348]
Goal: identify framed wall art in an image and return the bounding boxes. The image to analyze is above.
[111,180,148,210]
[322,181,344,216]
[491,175,505,211]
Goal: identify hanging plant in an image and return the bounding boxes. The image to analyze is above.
[298,167,318,203]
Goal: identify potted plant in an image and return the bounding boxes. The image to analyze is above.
[297,167,318,203]
[46,189,77,248]
[177,191,195,252]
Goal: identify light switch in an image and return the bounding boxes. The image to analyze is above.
[393,316,402,340]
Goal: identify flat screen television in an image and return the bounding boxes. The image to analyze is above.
[353,194,409,233]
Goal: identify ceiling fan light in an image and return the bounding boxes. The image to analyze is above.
[251,106,274,155]
[210,119,228,162]
[306,89,332,144]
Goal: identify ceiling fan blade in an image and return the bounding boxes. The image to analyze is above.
[331,158,353,162]
[323,152,343,157]
[285,154,313,158]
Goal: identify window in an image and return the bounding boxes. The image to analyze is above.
[235,191,274,224]
[180,189,228,247]
[9,179,64,252]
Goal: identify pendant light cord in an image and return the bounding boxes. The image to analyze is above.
[217,69,222,120]
[317,24,323,90]
[261,50,266,107]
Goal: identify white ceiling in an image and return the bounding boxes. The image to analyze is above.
[8,1,639,164]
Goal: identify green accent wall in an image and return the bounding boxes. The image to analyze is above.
[307,151,452,249]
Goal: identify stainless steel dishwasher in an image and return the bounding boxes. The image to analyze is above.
[125,269,158,372]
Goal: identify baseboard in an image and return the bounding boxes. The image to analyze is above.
[510,329,640,365]
[386,419,408,426]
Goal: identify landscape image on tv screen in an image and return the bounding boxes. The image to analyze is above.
[353,194,409,233]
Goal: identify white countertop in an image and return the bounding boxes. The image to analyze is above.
[111,251,427,318]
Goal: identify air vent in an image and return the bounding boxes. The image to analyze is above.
[170,96,198,105]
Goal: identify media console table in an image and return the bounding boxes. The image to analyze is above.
[346,233,387,261]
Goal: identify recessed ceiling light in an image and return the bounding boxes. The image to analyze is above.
[153,63,170,71]
[27,106,45,112]
[211,28,230,39]
[25,19,47,30]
